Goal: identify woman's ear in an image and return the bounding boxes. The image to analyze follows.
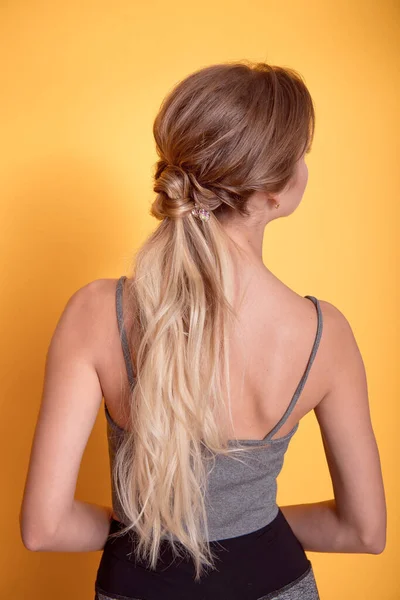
[267,194,281,210]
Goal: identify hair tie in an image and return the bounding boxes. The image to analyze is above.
[191,204,211,222]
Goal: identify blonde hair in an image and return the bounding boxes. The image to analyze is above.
[109,60,315,580]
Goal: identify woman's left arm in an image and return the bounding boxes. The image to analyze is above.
[31,500,114,552]
[20,280,113,552]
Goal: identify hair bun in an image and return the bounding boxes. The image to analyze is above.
[153,160,219,221]
[154,163,191,201]
[152,162,196,220]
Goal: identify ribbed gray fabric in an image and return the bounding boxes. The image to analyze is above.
[105,275,323,541]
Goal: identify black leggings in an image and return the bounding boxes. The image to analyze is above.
[94,508,313,600]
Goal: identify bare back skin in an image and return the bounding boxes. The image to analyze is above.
[97,269,330,443]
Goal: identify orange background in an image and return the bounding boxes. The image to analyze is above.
[1,1,398,598]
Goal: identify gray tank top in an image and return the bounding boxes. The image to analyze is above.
[104,275,323,541]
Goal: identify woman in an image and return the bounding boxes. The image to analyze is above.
[20,61,386,600]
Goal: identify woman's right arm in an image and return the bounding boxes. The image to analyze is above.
[281,300,386,554]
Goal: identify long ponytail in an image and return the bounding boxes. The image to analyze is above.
[110,60,315,580]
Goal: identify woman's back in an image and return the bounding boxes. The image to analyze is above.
[98,268,329,446]
[94,271,327,599]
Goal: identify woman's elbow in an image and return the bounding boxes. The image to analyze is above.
[358,528,386,554]
[364,536,386,555]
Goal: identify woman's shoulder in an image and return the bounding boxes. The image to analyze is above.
[60,278,122,342]
[66,277,119,302]
[316,298,359,359]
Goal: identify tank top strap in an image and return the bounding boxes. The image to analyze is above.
[264,295,323,441]
[116,275,136,389]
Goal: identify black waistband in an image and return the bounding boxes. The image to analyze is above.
[95,508,310,600]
